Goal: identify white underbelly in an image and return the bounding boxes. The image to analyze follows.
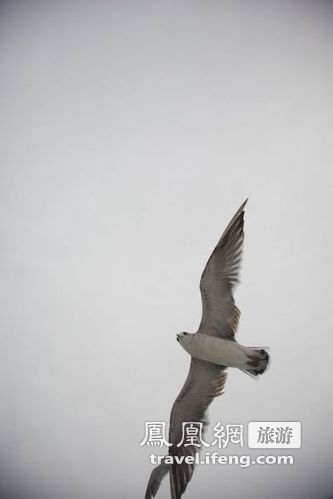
[189,334,249,368]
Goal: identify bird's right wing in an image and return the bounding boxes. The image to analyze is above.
[168,357,227,499]
[144,358,226,499]
[144,458,169,499]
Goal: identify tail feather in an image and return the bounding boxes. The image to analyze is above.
[243,348,270,377]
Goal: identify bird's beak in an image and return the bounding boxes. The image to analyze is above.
[176,334,180,342]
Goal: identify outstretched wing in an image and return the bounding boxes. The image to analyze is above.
[144,359,227,499]
[168,358,227,499]
[199,199,247,339]
[144,459,169,499]
[145,201,245,497]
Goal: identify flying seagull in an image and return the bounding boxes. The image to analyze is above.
[144,200,270,499]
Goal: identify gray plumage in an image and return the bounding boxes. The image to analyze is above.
[145,200,269,499]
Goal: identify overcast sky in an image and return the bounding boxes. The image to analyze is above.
[1,1,333,498]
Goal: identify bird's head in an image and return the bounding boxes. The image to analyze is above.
[176,332,193,349]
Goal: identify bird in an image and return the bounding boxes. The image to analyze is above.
[144,199,270,499]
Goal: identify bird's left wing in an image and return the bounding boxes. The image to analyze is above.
[199,199,247,340]
[168,358,227,499]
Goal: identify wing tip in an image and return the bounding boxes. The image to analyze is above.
[216,198,248,245]
[238,198,248,212]
[229,198,248,225]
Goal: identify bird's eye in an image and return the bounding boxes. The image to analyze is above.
[184,333,187,335]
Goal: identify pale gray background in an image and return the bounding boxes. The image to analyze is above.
[1,1,332,498]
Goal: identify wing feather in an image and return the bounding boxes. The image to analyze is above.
[168,358,227,498]
[144,459,169,499]
[199,199,247,339]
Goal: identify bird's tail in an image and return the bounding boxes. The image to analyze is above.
[242,347,270,378]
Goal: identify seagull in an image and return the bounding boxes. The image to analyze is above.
[144,200,270,499]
